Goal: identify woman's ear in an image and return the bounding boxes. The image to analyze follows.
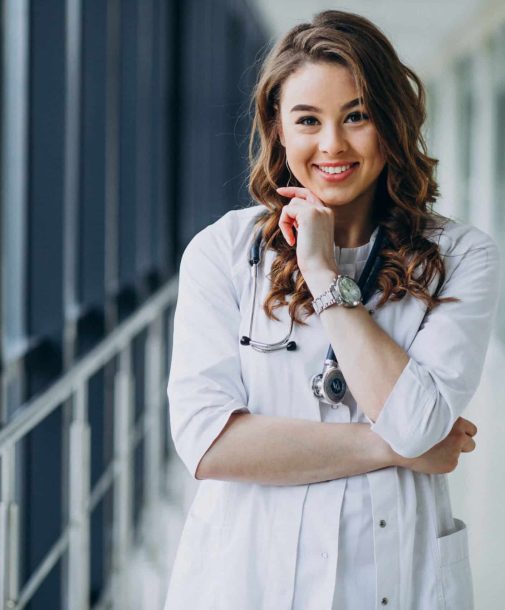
[277,123,286,147]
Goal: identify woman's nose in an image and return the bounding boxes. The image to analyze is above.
[318,125,348,156]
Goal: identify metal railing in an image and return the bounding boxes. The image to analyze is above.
[0,278,178,610]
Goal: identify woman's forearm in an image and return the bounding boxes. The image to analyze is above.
[195,412,397,485]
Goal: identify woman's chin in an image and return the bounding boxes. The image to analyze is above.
[315,192,352,207]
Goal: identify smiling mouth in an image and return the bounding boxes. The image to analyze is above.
[315,162,359,175]
[314,162,359,182]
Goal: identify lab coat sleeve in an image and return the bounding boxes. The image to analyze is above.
[367,235,501,458]
[167,222,250,479]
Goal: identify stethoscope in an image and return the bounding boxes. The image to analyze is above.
[240,223,389,406]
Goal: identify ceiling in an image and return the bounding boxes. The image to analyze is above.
[250,0,498,76]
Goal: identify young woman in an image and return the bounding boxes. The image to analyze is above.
[164,10,500,610]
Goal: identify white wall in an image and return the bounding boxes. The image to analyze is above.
[426,11,505,610]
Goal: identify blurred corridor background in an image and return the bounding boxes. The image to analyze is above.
[0,1,504,609]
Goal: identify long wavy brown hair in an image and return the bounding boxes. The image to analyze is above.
[247,10,458,325]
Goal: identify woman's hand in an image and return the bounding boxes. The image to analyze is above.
[396,417,478,474]
[276,186,337,277]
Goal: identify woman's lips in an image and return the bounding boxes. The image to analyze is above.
[314,162,359,182]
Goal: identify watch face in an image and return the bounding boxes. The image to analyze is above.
[338,276,361,304]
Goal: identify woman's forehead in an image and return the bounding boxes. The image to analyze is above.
[279,62,360,109]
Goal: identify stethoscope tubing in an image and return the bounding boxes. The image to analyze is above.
[243,223,388,354]
[241,259,296,352]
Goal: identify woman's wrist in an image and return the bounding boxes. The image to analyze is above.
[383,444,413,469]
[368,427,411,469]
[302,266,339,298]
[360,425,400,470]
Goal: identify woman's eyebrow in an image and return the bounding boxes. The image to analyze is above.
[290,98,363,113]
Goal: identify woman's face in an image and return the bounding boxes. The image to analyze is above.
[277,61,386,210]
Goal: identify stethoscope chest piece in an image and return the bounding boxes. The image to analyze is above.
[311,359,347,405]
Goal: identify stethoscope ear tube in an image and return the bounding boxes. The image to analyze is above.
[248,227,263,266]
[243,230,298,352]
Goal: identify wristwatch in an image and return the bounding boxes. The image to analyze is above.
[312,275,362,314]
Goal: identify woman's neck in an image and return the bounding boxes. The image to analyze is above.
[332,206,376,248]
[329,182,378,248]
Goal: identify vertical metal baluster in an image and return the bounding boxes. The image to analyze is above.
[112,344,133,609]
[67,382,90,610]
[0,444,19,609]
[145,316,163,516]
[0,487,6,609]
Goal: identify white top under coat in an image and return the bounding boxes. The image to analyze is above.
[164,205,501,610]
[295,238,378,610]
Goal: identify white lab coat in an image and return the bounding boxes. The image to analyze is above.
[164,205,501,610]
[297,233,382,610]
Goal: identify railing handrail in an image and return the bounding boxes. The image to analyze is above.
[0,277,178,451]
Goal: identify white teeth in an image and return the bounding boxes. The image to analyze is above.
[319,164,353,174]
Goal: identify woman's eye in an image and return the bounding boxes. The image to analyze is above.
[296,112,369,127]
[296,116,319,126]
[345,111,368,123]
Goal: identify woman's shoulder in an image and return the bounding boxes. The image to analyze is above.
[181,204,267,267]
[423,213,500,259]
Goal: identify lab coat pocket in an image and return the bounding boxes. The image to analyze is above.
[437,518,474,610]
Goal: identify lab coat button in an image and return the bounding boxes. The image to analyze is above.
[381,597,389,605]
[379,519,387,527]
[321,552,328,559]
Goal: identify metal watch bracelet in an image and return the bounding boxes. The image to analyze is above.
[312,275,360,314]
[312,276,339,315]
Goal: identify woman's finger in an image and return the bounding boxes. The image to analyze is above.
[463,422,478,437]
[276,186,309,200]
[461,437,476,453]
[279,204,298,245]
[277,186,324,208]
[279,197,307,244]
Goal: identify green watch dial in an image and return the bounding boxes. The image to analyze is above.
[339,276,361,303]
